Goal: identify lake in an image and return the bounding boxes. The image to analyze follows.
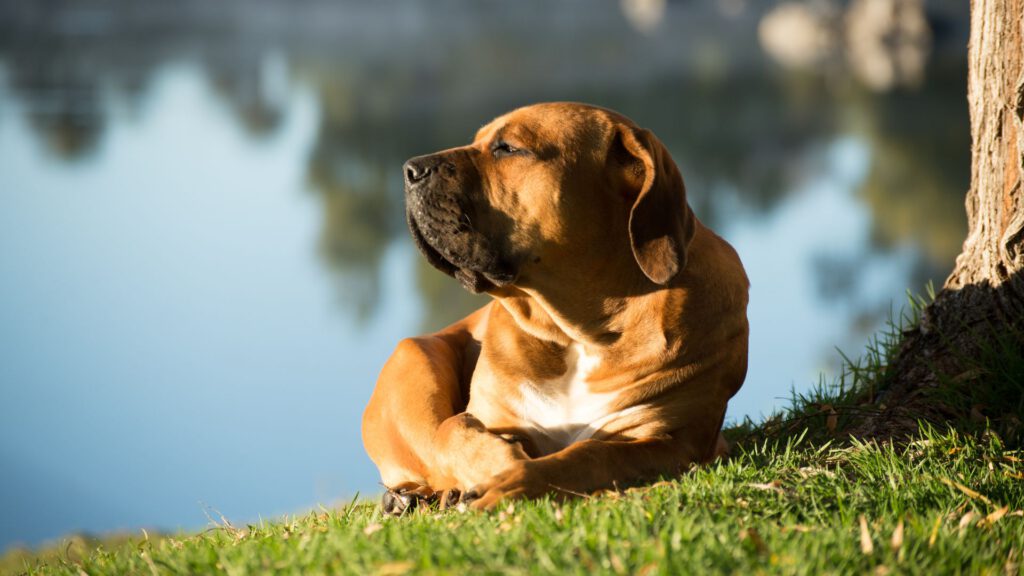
[0,0,970,550]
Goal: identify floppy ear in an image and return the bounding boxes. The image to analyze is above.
[609,125,696,285]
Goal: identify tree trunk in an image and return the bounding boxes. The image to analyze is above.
[857,0,1024,439]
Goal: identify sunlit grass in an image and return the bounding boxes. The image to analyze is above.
[5,426,1022,575]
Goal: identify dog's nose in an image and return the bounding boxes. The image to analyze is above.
[404,158,433,185]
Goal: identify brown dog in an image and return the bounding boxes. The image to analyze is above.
[362,103,748,512]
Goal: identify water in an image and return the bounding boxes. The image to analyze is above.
[0,0,969,550]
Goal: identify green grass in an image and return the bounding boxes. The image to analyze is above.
[5,293,1024,575]
[5,427,1023,575]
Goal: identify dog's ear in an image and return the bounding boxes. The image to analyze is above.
[609,125,696,285]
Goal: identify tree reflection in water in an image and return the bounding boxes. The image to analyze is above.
[0,0,969,388]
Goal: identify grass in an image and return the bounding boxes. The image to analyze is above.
[5,293,1024,575]
[5,428,1023,575]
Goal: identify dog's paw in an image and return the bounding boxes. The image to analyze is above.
[463,461,547,511]
[380,484,436,516]
[439,488,463,510]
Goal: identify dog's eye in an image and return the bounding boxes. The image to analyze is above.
[491,141,522,158]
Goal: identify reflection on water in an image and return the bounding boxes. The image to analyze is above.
[0,0,969,550]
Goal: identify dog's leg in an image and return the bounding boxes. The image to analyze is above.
[362,305,526,512]
[462,436,700,510]
[463,403,728,510]
[362,333,468,510]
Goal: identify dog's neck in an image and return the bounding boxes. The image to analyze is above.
[491,274,674,359]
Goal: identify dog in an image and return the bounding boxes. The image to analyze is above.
[362,102,749,512]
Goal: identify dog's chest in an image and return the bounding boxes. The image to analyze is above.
[513,344,621,448]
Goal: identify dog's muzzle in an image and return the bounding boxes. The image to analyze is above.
[403,153,516,293]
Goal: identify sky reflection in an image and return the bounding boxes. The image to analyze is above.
[1,66,388,547]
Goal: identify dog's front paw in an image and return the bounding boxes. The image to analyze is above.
[438,487,463,510]
[463,461,548,511]
[380,483,436,516]
[435,413,531,490]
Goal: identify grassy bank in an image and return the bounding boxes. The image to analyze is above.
[5,427,1023,575]
[5,300,1024,575]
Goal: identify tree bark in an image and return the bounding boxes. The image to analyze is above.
[857,0,1024,439]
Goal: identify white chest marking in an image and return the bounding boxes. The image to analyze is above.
[516,344,629,448]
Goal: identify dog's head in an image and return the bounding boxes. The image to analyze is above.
[404,102,695,294]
